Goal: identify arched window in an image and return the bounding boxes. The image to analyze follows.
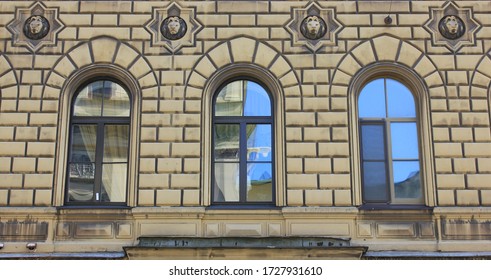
[65,80,131,205]
[358,78,423,205]
[212,79,274,205]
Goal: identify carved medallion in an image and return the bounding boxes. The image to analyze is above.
[285,2,342,52]
[6,2,64,52]
[145,2,202,52]
[438,15,465,40]
[424,2,480,51]
[23,15,50,40]
[300,16,327,40]
[160,16,187,40]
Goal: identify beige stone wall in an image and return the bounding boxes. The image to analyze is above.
[1,0,491,255]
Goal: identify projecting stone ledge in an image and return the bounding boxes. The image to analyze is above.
[124,237,367,259]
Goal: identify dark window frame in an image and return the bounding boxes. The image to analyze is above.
[65,78,132,206]
[211,77,276,206]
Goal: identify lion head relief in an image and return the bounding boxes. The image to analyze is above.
[300,15,327,40]
[438,15,465,40]
[23,15,50,40]
[160,16,187,41]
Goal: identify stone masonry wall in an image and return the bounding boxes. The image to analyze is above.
[0,0,490,210]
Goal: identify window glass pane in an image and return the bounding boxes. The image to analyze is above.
[244,81,271,116]
[103,125,129,163]
[214,124,240,161]
[215,80,243,116]
[246,163,272,202]
[102,81,130,117]
[393,161,422,199]
[68,163,95,202]
[70,125,97,162]
[247,124,272,161]
[73,81,103,116]
[101,163,127,202]
[358,79,386,118]
[213,163,240,202]
[387,79,416,118]
[361,124,385,160]
[390,122,419,159]
[362,161,389,202]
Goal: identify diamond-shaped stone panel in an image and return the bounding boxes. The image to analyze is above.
[145,2,202,53]
[285,2,342,52]
[424,2,480,52]
[6,1,64,52]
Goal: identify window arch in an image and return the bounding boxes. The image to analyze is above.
[212,79,274,204]
[349,63,435,207]
[65,80,131,205]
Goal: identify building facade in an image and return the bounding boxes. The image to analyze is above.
[0,0,491,259]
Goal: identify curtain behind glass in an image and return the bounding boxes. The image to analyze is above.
[101,125,129,202]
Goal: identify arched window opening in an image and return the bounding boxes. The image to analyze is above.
[212,79,274,205]
[358,78,423,205]
[66,80,131,205]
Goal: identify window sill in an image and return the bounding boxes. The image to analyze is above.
[56,205,132,215]
[57,205,131,210]
[206,204,280,211]
[358,204,433,212]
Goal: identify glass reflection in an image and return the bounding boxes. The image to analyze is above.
[73,81,130,117]
[387,79,416,118]
[215,80,271,117]
[103,125,129,163]
[362,161,389,202]
[247,124,272,161]
[213,163,240,202]
[215,81,243,116]
[358,79,385,118]
[214,124,240,160]
[73,83,102,116]
[103,82,130,117]
[361,124,385,160]
[70,125,97,162]
[244,81,271,116]
[101,163,127,202]
[390,122,418,159]
[393,161,421,199]
[246,163,272,202]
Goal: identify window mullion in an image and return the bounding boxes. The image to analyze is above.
[385,119,395,204]
[240,121,247,203]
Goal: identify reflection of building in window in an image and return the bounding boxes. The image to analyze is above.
[212,80,274,204]
[358,78,423,205]
[66,80,131,205]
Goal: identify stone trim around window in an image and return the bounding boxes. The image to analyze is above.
[349,63,436,208]
[201,64,286,207]
[54,64,141,207]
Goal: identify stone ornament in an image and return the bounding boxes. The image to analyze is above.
[424,2,480,52]
[145,2,202,52]
[6,2,64,52]
[23,15,50,40]
[300,16,327,40]
[438,15,465,40]
[285,2,342,52]
[160,16,187,40]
